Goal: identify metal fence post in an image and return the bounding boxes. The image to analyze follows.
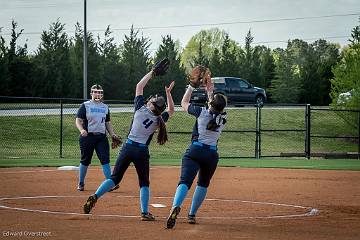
[255,105,261,159]
[358,111,360,160]
[305,104,311,159]
[60,100,63,158]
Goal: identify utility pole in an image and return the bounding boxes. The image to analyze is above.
[83,0,88,99]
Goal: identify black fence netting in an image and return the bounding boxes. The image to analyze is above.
[0,97,359,160]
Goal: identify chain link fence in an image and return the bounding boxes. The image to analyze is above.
[0,97,359,161]
[308,106,360,158]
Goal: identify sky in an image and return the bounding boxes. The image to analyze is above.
[1,0,359,54]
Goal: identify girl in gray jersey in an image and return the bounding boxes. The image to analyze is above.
[166,75,228,229]
[83,70,175,221]
[75,84,120,191]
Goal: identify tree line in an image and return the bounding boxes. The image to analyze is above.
[0,19,359,106]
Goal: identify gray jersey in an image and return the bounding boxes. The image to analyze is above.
[188,104,226,146]
[76,100,110,134]
[127,96,169,145]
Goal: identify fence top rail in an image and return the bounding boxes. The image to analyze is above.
[311,107,360,113]
[0,96,133,104]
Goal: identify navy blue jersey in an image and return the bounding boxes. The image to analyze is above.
[188,104,226,146]
[127,96,169,145]
[76,100,110,134]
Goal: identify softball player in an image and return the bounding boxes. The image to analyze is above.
[166,80,227,229]
[83,70,175,221]
[75,84,120,192]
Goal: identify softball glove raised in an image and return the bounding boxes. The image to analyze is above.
[189,65,211,88]
[152,58,170,77]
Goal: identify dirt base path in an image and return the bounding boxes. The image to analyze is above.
[1,167,359,240]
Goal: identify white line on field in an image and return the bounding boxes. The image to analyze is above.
[0,195,319,220]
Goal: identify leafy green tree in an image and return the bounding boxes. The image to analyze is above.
[271,39,339,105]
[69,23,84,97]
[296,41,320,104]
[209,48,222,77]
[97,26,124,100]
[240,29,261,85]
[69,22,103,99]
[219,33,239,77]
[256,45,275,89]
[330,22,360,112]
[150,35,186,102]
[270,45,301,103]
[181,28,227,72]
[191,40,209,67]
[33,19,75,97]
[308,40,340,105]
[0,21,34,97]
[0,28,11,96]
[120,26,151,99]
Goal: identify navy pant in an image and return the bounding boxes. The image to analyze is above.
[110,143,150,187]
[79,134,110,166]
[179,144,219,189]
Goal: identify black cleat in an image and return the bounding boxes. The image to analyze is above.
[83,195,97,214]
[187,214,196,224]
[141,212,155,221]
[166,206,181,229]
[77,183,84,191]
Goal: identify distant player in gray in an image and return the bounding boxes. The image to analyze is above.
[83,70,175,221]
[166,77,228,229]
[75,84,120,191]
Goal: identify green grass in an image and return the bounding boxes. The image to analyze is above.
[0,157,359,171]
[0,107,358,168]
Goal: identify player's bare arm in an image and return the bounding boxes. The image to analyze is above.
[105,121,116,136]
[165,81,175,117]
[181,86,193,112]
[135,71,154,97]
[205,73,214,102]
[135,58,170,97]
[75,118,87,136]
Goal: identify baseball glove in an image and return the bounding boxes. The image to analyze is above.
[189,65,211,88]
[111,134,122,149]
[152,58,170,77]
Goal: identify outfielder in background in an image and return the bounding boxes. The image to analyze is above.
[166,66,228,229]
[83,59,175,221]
[75,84,122,192]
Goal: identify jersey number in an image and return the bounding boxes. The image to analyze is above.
[142,119,154,129]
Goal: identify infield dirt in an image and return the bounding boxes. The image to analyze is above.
[0,166,359,240]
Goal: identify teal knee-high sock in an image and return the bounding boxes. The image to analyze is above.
[102,163,111,179]
[79,163,88,184]
[140,187,150,213]
[94,179,115,199]
[172,184,189,207]
[189,186,207,216]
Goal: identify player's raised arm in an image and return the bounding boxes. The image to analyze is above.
[165,81,175,117]
[182,65,211,112]
[181,86,193,112]
[135,71,153,97]
[135,58,170,97]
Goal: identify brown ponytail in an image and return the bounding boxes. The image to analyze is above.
[157,116,168,145]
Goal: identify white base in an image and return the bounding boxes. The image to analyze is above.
[57,166,79,171]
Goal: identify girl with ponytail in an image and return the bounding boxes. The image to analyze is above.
[166,70,228,229]
[83,70,175,222]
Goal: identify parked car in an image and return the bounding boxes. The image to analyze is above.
[190,77,267,105]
